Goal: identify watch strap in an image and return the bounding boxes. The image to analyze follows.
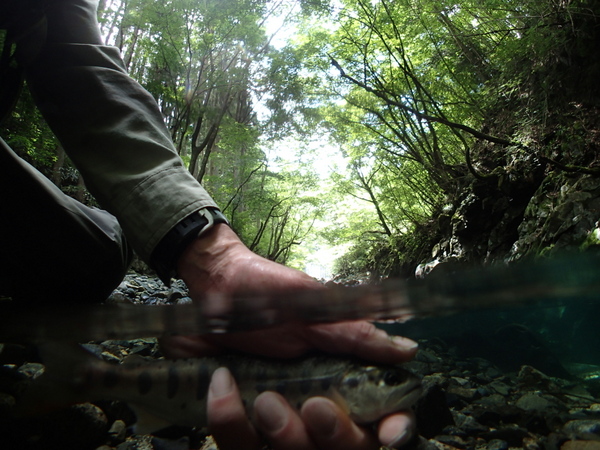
[150,207,229,284]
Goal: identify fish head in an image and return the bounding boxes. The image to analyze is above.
[337,364,422,424]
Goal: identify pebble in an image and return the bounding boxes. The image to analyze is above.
[486,438,509,450]
[417,349,443,363]
[447,385,480,401]
[562,441,600,450]
[16,362,44,379]
[108,419,127,445]
[563,420,600,440]
[515,393,553,411]
[200,435,219,450]
[117,434,155,450]
[488,380,512,396]
[435,434,469,449]
[485,367,503,379]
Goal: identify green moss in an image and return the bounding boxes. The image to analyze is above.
[580,227,600,251]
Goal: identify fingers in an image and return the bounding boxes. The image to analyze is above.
[300,397,380,450]
[254,392,317,450]
[162,321,417,363]
[302,321,419,364]
[208,371,416,450]
[378,411,416,449]
[207,368,263,450]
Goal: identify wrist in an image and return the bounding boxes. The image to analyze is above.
[176,223,248,293]
[150,208,229,284]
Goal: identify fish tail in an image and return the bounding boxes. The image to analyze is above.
[15,342,99,417]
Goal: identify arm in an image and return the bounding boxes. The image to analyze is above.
[24,0,215,263]
[162,224,420,450]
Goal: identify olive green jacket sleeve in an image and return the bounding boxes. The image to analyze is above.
[25,41,218,263]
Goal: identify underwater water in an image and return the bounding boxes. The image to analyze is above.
[1,253,600,450]
[376,300,600,449]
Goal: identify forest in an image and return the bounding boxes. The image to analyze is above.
[2,0,599,281]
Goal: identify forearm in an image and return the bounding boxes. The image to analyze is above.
[23,0,216,262]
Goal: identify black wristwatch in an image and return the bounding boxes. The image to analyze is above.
[150,207,229,284]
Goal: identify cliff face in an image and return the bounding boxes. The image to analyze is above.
[414,8,600,274]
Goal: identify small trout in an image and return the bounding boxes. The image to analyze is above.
[20,344,422,433]
[2,253,599,342]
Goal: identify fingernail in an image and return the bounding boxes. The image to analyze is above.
[391,336,419,351]
[384,428,412,449]
[304,399,338,438]
[255,393,288,433]
[210,367,234,397]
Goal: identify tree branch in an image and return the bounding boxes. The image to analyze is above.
[329,57,523,149]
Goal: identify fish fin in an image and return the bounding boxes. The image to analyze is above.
[130,405,175,435]
[15,342,99,417]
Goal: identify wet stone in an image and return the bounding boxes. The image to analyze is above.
[486,439,509,450]
[515,393,553,411]
[434,434,469,449]
[479,426,531,447]
[523,435,543,450]
[562,441,600,450]
[488,380,511,396]
[175,297,192,305]
[485,367,503,379]
[451,377,471,387]
[101,350,123,364]
[81,343,104,357]
[108,419,127,445]
[199,435,219,450]
[475,393,506,407]
[447,385,481,403]
[150,435,191,450]
[417,349,443,364]
[17,362,44,379]
[117,434,155,450]
[452,413,489,434]
[563,419,600,440]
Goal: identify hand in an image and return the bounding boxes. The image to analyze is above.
[207,367,416,450]
[162,224,418,449]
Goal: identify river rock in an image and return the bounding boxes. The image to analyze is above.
[563,420,600,440]
[562,441,600,450]
[516,393,554,411]
[486,438,509,450]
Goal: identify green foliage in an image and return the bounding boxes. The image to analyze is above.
[2,90,56,167]
[285,0,600,276]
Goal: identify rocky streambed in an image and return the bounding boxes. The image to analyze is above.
[1,272,600,450]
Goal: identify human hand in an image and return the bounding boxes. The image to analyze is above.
[163,223,419,449]
[207,367,416,450]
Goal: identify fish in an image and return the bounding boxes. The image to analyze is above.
[18,343,422,433]
[1,253,599,342]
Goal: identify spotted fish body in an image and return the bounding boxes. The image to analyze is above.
[22,344,421,431]
[3,254,600,343]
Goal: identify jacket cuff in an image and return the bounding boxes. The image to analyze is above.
[150,207,229,285]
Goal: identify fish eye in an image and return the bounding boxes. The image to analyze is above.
[383,370,404,386]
